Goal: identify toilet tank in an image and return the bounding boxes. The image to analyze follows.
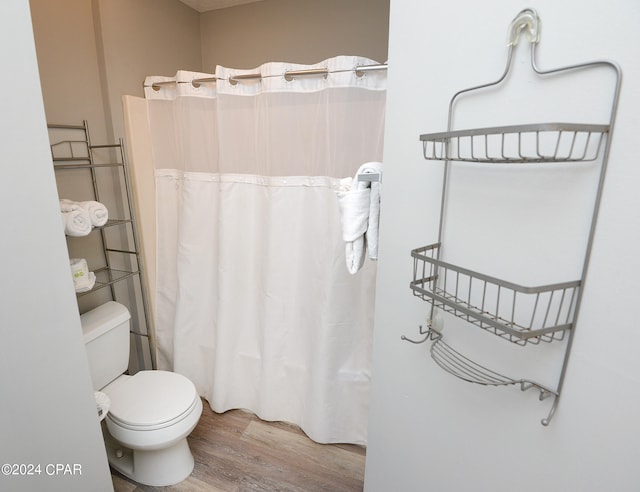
[81,301,131,390]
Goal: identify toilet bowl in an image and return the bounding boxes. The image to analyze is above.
[101,370,203,486]
[81,301,202,486]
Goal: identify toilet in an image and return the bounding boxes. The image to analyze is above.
[81,301,202,487]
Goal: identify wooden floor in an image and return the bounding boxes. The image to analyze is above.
[111,399,366,491]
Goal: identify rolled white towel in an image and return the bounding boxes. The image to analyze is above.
[79,200,108,227]
[62,209,92,236]
[59,198,81,213]
[59,198,109,227]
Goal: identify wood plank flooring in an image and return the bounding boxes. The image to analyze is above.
[111,399,366,491]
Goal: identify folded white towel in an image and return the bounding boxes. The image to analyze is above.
[62,209,92,236]
[79,200,108,227]
[336,161,382,274]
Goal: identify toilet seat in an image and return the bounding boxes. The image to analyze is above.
[103,370,199,431]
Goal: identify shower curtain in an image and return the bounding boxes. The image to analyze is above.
[143,56,386,444]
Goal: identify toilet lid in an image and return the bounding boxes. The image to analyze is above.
[104,371,198,429]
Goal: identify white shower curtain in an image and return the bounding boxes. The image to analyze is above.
[143,56,386,444]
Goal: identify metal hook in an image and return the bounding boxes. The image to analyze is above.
[518,380,559,425]
[401,324,441,344]
[541,397,559,426]
[401,324,430,344]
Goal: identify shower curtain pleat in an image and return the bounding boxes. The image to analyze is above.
[144,56,385,444]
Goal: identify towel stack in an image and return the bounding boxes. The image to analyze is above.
[60,199,109,236]
[336,162,382,274]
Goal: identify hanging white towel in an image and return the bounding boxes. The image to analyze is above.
[364,165,382,261]
[336,161,382,274]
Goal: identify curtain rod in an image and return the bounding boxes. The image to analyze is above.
[148,63,388,91]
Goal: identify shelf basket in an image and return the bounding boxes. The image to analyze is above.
[423,327,558,425]
[410,243,581,345]
[420,123,609,164]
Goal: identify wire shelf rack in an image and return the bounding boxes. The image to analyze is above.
[410,244,581,345]
[420,123,609,164]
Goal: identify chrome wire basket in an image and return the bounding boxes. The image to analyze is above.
[410,243,581,345]
[420,123,609,164]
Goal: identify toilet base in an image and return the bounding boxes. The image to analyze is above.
[103,428,195,486]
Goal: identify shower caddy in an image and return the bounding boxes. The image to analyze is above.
[48,121,155,370]
[402,9,621,425]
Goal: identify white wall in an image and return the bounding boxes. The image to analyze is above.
[0,2,112,491]
[365,1,640,491]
